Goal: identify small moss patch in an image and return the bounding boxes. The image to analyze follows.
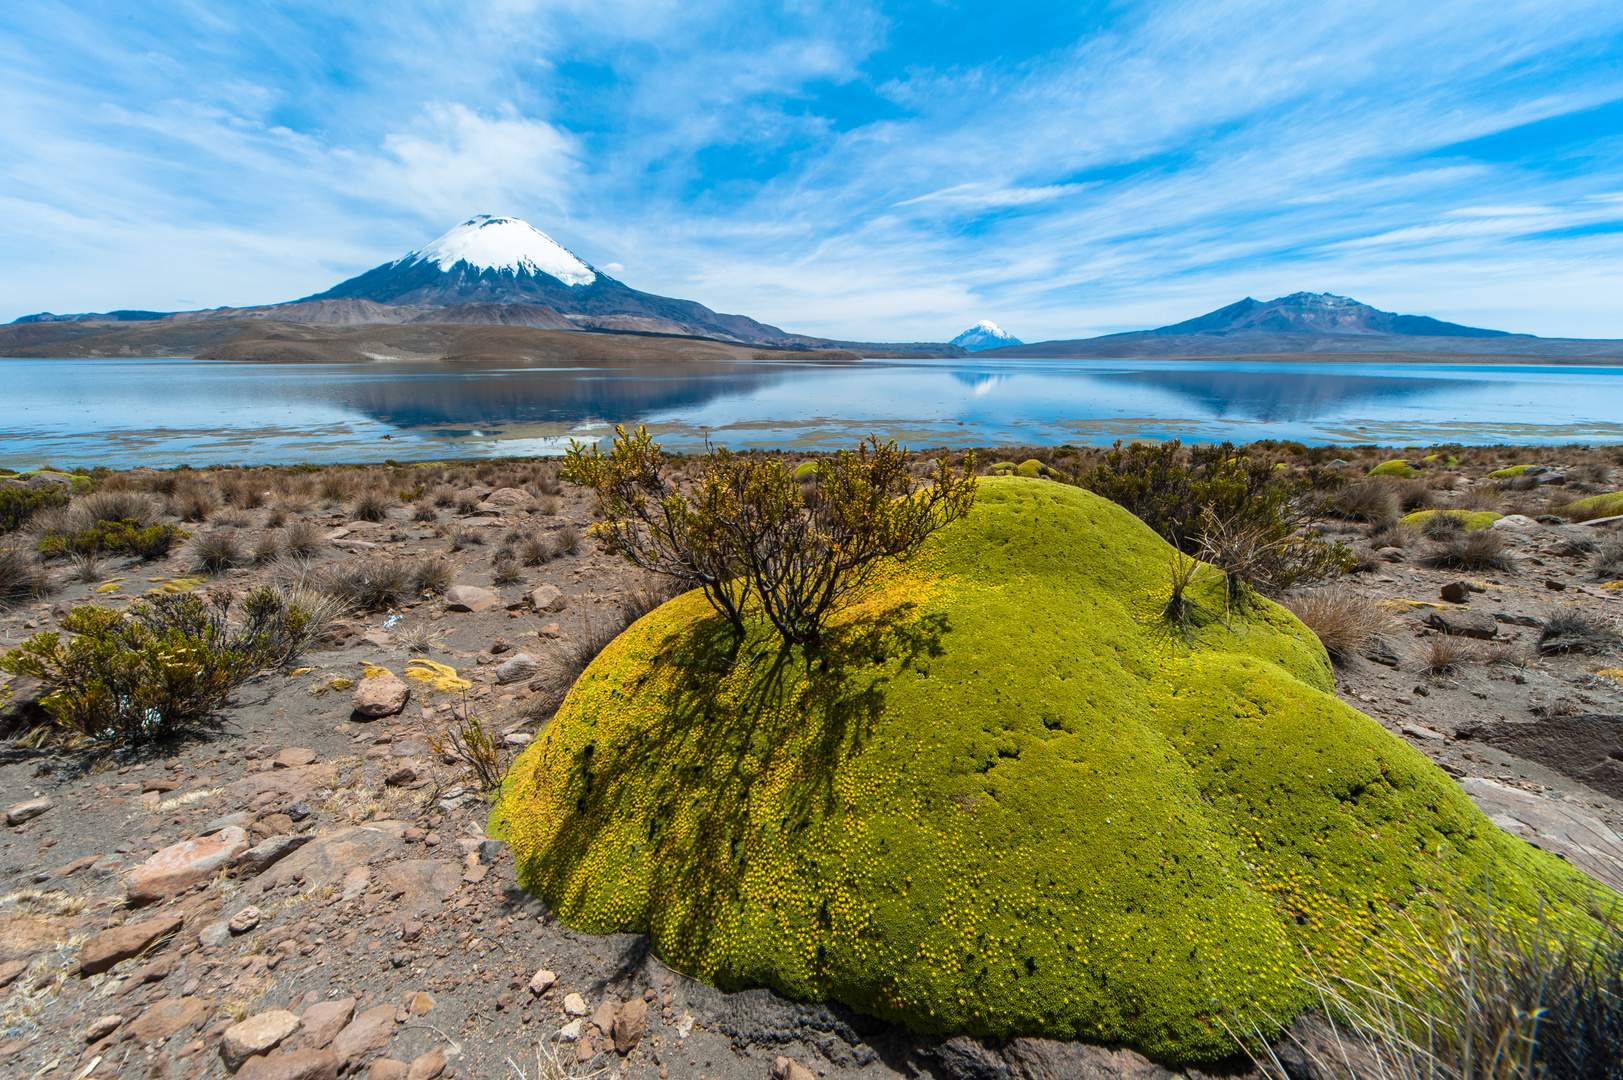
[492,477,1609,1064]
[1399,509,1503,531]
[1558,491,1623,520]
[1368,459,1419,477]
[1487,464,1532,478]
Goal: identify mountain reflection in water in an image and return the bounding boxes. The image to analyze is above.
[2,355,1620,467]
[1100,369,1478,422]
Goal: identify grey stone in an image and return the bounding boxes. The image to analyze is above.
[1464,776,1623,894]
[1426,609,1498,639]
[5,797,53,827]
[444,585,499,613]
[495,653,539,684]
[234,834,314,876]
[201,811,256,836]
[221,1009,301,1072]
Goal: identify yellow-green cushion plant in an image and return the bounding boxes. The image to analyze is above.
[1014,458,1048,478]
[1557,491,1623,521]
[793,462,819,481]
[1421,453,1459,467]
[491,477,1609,1064]
[1487,464,1532,478]
[1400,508,1503,531]
[1368,459,1419,478]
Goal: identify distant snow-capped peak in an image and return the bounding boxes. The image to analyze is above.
[402,215,597,286]
[951,319,1022,351]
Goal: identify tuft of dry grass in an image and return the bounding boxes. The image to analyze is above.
[1280,588,1392,663]
[349,489,393,522]
[409,555,454,597]
[1332,479,1400,522]
[1538,609,1622,656]
[554,523,582,555]
[189,529,246,574]
[492,556,523,586]
[280,520,323,558]
[1421,529,1515,571]
[1420,633,1474,678]
[67,553,103,584]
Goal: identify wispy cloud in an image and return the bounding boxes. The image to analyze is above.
[1,0,1621,338]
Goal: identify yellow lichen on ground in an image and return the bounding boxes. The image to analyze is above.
[405,659,471,693]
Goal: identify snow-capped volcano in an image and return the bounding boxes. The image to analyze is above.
[950,320,1023,351]
[299,214,794,343]
[404,215,597,286]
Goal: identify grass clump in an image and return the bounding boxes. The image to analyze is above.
[1333,479,1401,522]
[0,587,325,745]
[280,520,323,558]
[316,559,411,611]
[1421,529,1515,572]
[189,529,246,574]
[350,490,393,522]
[1539,610,1622,656]
[1590,539,1623,582]
[0,546,53,609]
[1279,588,1391,664]
[409,556,454,597]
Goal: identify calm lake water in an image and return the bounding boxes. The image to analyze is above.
[3,355,1622,468]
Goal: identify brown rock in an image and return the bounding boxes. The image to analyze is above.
[1426,609,1499,640]
[612,998,646,1054]
[353,673,410,718]
[221,1009,301,1071]
[79,914,184,975]
[407,1047,446,1080]
[4,796,53,826]
[298,998,355,1050]
[384,765,418,787]
[378,861,461,914]
[402,990,435,1016]
[0,959,27,987]
[0,912,88,963]
[258,822,408,893]
[125,828,250,904]
[366,1061,409,1080]
[226,765,336,807]
[590,999,618,1036]
[235,834,315,876]
[228,906,263,935]
[527,968,556,995]
[443,585,500,613]
[576,1036,595,1062]
[1439,581,1470,604]
[236,1048,339,1080]
[773,1057,815,1080]
[526,585,567,613]
[483,487,536,508]
[330,1004,399,1068]
[272,748,318,769]
[127,996,213,1042]
[84,1014,123,1043]
[142,778,180,793]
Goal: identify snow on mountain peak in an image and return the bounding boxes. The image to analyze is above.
[404,215,597,286]
[950,320,1023,351]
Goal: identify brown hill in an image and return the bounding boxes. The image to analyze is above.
[0,318,862,365]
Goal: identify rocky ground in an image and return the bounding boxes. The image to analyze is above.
[0,449,1620,1080]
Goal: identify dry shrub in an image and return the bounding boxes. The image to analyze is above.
[1591,539,1623,581]
[554,523,581,555]
[67,553,103,583]
[1421,633,1473,677]
[1455,486,1503,512]
[428,708,509,791]
[0,545,52,609]
[1279,589,1391,663]
[520,535,552,566]
[1421,529,1514,571]
[492,556,522,586]
[1421,510,1469,540]
[317,472,357,502]
[316,558,412,611]
[190,529,246,574]
[349,490,393,523]
[165,480,216,522]
[68,491,159,532]
[1365,519,1418,548]
[251,534,281,564]
[1395,479,1435,512]
[447,528,483,552]
[1286,903,1623,1080]
[1332,479,1399,522]
[1539,609,1622,656]
[409,556,454,596]
[430,485,458,508]
[411,501,438,523]
[281,520,323,558]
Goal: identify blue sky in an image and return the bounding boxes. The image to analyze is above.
[3,0,1623,341]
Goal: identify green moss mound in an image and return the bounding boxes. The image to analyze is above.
[1559,491,1623,520]
[1400,509,1503,531]
[1368,459,1419,477]
[1421,453,1459,467]
[491,477,1609,1064]
[1487,464,1531,478]
[793,462,818,481]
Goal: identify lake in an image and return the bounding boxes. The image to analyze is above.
[3,354,1622,468]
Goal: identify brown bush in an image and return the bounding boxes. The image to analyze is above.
[1279,589,1391,663]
